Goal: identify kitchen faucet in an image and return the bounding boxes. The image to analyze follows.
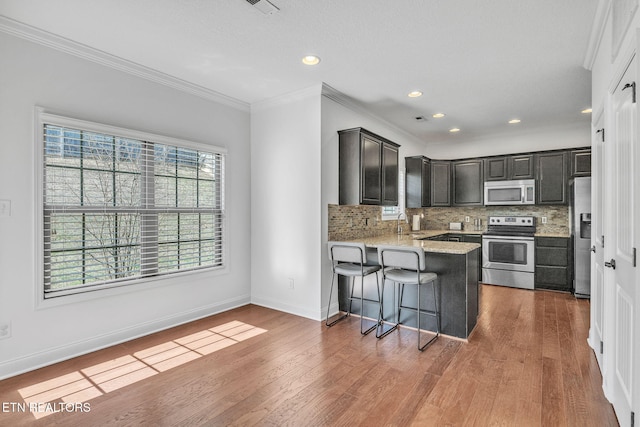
[397,212,404,236]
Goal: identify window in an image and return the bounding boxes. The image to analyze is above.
[381,170,405,220]
[39,112,225,298]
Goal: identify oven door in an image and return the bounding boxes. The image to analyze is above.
[482,235,535,272]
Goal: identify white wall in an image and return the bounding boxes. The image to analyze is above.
[250,86,323,320]
[424,122,591,160]
[0,32,252,379]
[320,93,428,315]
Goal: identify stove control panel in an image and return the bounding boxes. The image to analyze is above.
[488,216,535,226]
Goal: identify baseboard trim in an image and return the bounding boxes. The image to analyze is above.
[250,296,322,322]
[0,295,251,380]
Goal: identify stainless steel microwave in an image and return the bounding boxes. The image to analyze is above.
[484,179,535,205]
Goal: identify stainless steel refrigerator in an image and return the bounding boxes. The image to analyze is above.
[570,177,591,298]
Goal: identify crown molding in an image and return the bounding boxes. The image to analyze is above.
[250,83,323,112]
[321,83,425,145]
[0,16,249,112]
[583,0,612,71]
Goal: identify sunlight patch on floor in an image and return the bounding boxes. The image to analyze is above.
[17,321,267,419]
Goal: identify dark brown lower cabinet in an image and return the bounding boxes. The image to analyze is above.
[535,237,571,292]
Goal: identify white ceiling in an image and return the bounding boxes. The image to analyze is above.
[0,0,597,144]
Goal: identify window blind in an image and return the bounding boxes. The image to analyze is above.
[42,118,224,297]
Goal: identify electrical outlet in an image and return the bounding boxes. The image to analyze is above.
[0,200,10,217]
[465,216,470,222]
[541,216,547,224]
[288,278,294,290]
[0,322,11,340]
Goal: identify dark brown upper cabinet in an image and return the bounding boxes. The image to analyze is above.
[431,160,451,206]
[484,157,508,181]
[452,159,484,206]
[405,156,431,208]
[536,151,568,205]
[338,128,400,206]
[570,149,591,177]
[484,154,534,181]
[509,154,535,179]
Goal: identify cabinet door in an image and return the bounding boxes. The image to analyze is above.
[452,160,483,206]
[571,149,591,177]
[421,158,431,207]
[536,152,568,205]
[361,135,382,204]
[535,237,570,291]
[509,154,535,179]
[405,156,430,208]
[431,161,451,206]
[381,142,399,205]
[484,157,508,181]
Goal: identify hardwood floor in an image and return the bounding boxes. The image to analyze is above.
[0,285,618,426]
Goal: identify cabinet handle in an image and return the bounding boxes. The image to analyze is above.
[622,82,636,103]
[590,245,596,253]
[605,259,616,269]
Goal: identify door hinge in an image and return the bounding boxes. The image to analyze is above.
[602,235,605,248]
[623,81,637,103]
[600,341,603,354]
[596,128,605,142]
[631,411,635,427]
[633,247,637,267]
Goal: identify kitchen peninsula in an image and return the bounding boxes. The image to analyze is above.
[335,231,480,340]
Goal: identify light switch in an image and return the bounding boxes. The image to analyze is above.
[0,200,10,217]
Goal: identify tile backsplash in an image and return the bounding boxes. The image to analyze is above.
[328,204,569,241]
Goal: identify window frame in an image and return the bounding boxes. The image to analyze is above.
[381,170,405,221]
[34,108,228,306]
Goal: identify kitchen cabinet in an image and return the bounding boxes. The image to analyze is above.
[484,154,534,181]
[536,151,568,205]
[452,159,484,206]
[509,154,535,179]
[431,161,451,206]
[535,237,571,292]
[338,128,400,206]
[570,149,591,177]
[484,157,508,181]
[426,233,482,280]
[405,156,431,208]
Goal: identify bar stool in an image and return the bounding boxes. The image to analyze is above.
[376,245,440,351]
[326,241,382,335]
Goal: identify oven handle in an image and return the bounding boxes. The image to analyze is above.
[483,235,535,241]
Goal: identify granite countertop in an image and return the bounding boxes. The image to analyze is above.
[534,232,571,238]
[342,233,480,255]
[413,229,571,238]
[410,229,484,238]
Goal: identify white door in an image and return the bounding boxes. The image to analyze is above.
[590,110,605,369]
[606,54,637,427]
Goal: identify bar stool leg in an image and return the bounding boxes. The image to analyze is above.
[326,272,349,327]
[418,279,440,351]
[376,273,399,339]
[360,273,377,335]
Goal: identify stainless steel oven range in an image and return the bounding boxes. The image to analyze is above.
[482,216,536,290]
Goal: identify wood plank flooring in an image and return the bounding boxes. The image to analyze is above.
[0,284,618,426]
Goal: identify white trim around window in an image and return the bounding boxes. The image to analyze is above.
[34,108,228,306]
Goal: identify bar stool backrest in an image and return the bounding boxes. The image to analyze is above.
[328,241,367,265]
[377,245,426,271]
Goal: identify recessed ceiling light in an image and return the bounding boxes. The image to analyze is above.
[432,113,446,118]
[408,91,423,98]
[302,55,321,65]
[508,119,521,124]
[581,108,592,114]
[449,128,460,133]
